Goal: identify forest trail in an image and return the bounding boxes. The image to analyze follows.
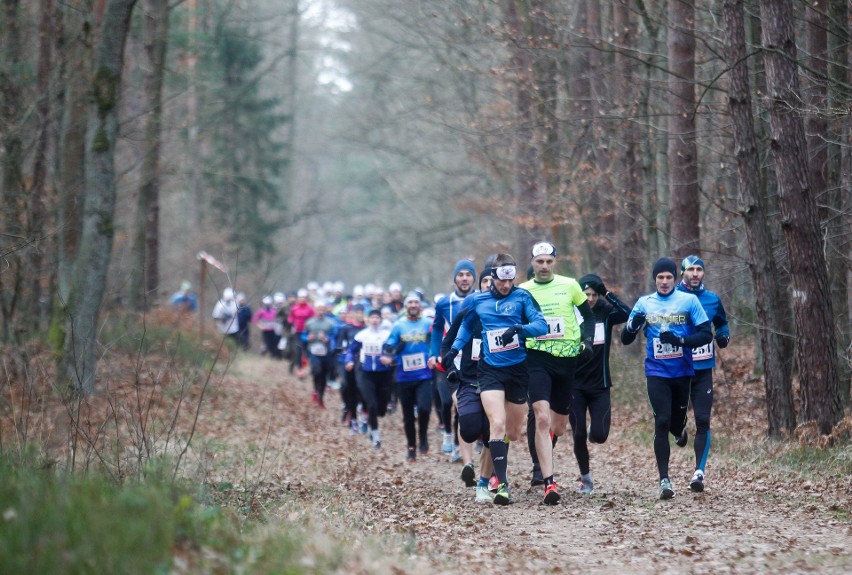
[194,352,851,574]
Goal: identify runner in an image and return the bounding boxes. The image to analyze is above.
[570,273,632,494]
[676,255,731,493]
[337,305,366,430]
[621,257,712,499]
[288,289,315,376]
[429,259,476,459]
[441,269,496,501]
[445,253,548,505]
[304,302,338,408]
[519,241,596,505]
[346,308,393,449]
[381,292,434,462]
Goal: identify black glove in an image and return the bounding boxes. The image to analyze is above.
[442,348,459,370]
[715,334,729,349]
[626,312,646,334]
[659,331,684,347]
[591,279,607,296]
[446,368,460,383]
[578,339,594,362]
[499,324,522,346]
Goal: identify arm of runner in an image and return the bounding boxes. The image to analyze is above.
[605,291,632,325]
[576,299,596,343]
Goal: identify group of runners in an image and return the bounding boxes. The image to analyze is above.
[209,242,729,504]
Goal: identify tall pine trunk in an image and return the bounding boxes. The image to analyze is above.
[759,0,843,433]
[129,0,169,310]
[667,0,699,259]
[723,0,795,436]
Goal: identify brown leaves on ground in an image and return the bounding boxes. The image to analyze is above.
[2,321,850,574]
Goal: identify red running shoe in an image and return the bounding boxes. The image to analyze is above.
[543,482,561,505]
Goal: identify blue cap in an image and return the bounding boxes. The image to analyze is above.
[453,259,476,282]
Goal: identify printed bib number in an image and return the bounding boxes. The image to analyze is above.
[652,338,683,360]
[360,343,382,364]
[594,322,605,345]
[402,352,426,372]
[535,316,565,340]
[258,320,276,331]
[692,341,713,362]
[486,329,520,353]
[309,341,328,356]
[470,338,482,362]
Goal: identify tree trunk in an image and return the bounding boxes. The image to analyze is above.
[129,0,168,310]
[27,0,56,331]
[826,0,850,401]
[759,0,843,433]
[723,0,795,437]
[667,0,700,259]
[61,0,138,395]
[0,0,24,343]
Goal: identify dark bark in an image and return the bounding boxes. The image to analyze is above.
[667,0,700,259]
[129,0,169,310]
[759,0,843,433]
[723,0,795,437]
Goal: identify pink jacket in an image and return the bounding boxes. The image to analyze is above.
[288,303,315,333]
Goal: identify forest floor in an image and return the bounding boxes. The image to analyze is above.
[189,342,852,575]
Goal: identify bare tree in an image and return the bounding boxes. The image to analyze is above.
[667,0,700,258]
[61,0,139,394]
[723,0,795,436]
[759,0,843,433]
[129,0,169,310]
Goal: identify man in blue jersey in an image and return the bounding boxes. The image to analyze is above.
[677,255,730,493]
[444,253,548,505]
[381,292,434,462]
[429,259,476,459]
[621,257,712,500]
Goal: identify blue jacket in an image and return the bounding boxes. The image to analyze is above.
[676,282,729,370]
[384,315,433,382]
[429,291,471,359]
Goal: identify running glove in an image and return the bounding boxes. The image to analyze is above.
[499,324,522,345]
[578,338,594,362]
[715,334,729,349]
[442,348,459,369]
[626,312,646,333]
[658,331,684,347]
[446,368,460,383]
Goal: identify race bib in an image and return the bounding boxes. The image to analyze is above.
[653,338,683,360]
[402,352,426,372]
[360,343,382,364]
[486,329,520,353]
[535,316,565,340]
[692,341,714,362]
[309,341,328,356]
[470,338,482,362]
[258,320,276,331]
[593,322,605,345]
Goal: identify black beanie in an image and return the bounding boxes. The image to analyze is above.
[652,257,678,279]
[578,273,603,290]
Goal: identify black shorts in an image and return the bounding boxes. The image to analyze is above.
[526,349,576,415]
[476,360,529,405]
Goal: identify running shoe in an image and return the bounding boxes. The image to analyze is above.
[406,448,416,463]
[449,447,462,463]
[475,485,494,503]
[689,470,705,493]
[328,379,341,391]
[493,483,512,506]
[373,440,382,450]
[675,429,689,448]
[543,483,561,505]
[349,420,359,435]
[442,433,454,453]
[488,474,499,493]
[659,478,675,500]
[461,463,476,487]
[419,440,429,454]
[310,392,318,404]
[578,478,595,495]
[530,466,544,487]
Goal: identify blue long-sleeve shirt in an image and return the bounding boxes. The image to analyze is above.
[451,286,548,368]
[676,282,729,370]
[429,291,471,359]
[384,316,433,382]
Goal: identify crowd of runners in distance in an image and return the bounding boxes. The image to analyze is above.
[194,243,729,505]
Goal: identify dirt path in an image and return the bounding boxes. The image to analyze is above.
[195,354,851,574]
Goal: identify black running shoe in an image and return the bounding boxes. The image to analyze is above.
[461,463,476,487]
[530,467,544,487]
